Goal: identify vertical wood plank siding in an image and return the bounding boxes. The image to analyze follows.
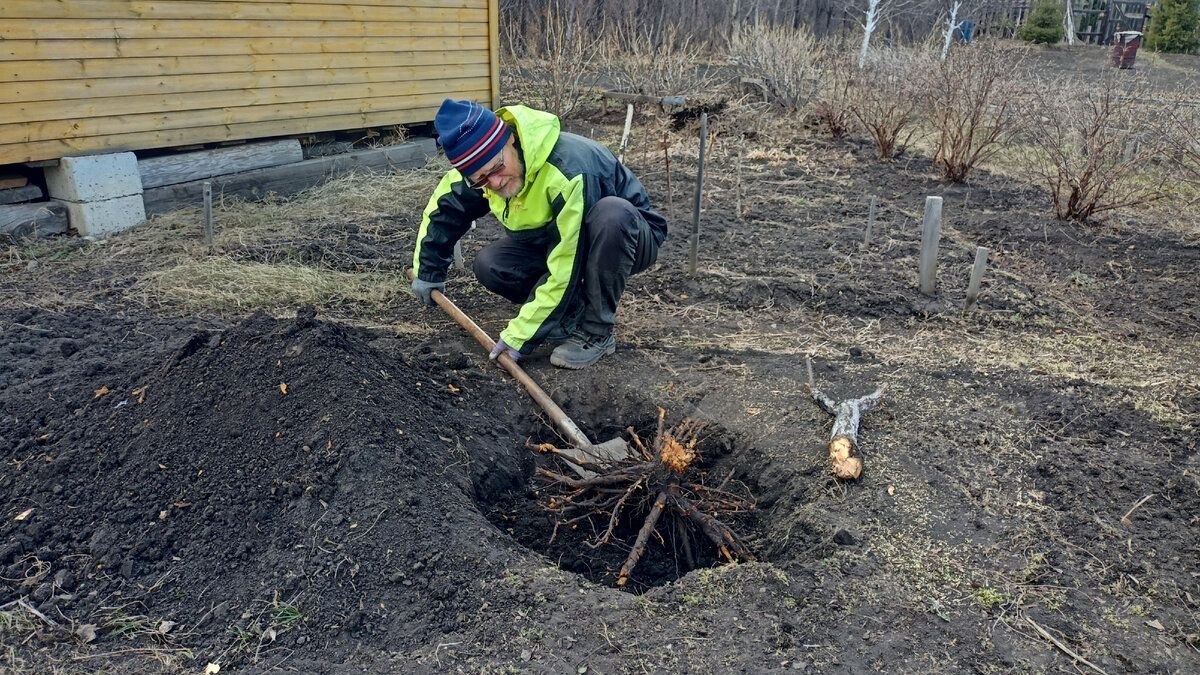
[0,0,496,164]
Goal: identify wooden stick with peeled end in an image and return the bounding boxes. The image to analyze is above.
[806,355,885,480]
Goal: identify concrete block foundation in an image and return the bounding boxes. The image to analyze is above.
[44,152,145,237]
[57,195,146,238]
[45,153,143,202]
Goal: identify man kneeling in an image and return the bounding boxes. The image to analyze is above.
[411,99,667,369]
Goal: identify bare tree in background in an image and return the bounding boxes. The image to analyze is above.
[1064,0,1077,46]
[505,0,599,118]
[853,0,919,67]
[500,0,954,57]
[858,0,885,66]
[940,1,964,59]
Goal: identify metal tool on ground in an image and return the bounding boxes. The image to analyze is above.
[406,270,629,476]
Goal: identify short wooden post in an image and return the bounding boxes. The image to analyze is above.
[202,181,214,247]
[862,195,877,248]
[663,132,673,223]
[617,104,634,163]
[688,113,708,275]
[919,196,943,296]
[964,246,989,311]
[735,141,743,222]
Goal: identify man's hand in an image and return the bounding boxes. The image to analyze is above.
[411,278,445,307]
[489,338,521,362]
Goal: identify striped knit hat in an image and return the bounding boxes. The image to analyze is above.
[435,99,512,179]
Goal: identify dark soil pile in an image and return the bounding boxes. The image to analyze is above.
[0,307,547,671]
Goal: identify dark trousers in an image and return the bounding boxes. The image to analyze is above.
[473,196,658,337]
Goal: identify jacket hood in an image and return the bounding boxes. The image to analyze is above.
[496,105,560,178]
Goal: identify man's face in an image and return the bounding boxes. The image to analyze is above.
[468,141,523,199]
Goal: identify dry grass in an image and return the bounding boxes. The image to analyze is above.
[943,329,1198,430]
[132,259,407,316]
[10,167,445,318]
[143,167,442,252]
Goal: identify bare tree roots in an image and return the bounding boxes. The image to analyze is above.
[532,409,754,587]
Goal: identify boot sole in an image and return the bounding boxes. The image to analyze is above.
[550,342,616,369]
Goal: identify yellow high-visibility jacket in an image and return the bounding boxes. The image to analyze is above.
[413,105,666,353]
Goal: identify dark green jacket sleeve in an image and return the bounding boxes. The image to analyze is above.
[412,171,490,282]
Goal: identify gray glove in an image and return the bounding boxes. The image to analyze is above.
[411,278,445,307]
[489,338,521,363]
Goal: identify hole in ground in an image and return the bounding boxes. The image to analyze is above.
[474,399,769,594]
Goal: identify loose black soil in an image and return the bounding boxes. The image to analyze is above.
[2,47,1198,674]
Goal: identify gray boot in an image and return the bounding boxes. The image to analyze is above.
[550,331,616,369]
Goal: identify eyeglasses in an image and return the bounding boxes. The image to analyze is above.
[467,156,505,189]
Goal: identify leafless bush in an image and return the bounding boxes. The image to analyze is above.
[923,41,1028,182]
[1178,108,1200,188]
[811,54,857,138]
[728,23,824,112]
[503,0,599,119]
[598,20,723,97]
[1021,78,1184,222]
[847,50,927,159]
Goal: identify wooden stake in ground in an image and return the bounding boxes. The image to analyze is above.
[618,104,634,163]
[863,195,877,248]
[662,132,674,223]
[735,139,743,222]
[806,356,885,480]
[535,408,754,587]
[689,113,709,275]
[202,181,215,248]
[964,246,989,311]
[919,196,943,296]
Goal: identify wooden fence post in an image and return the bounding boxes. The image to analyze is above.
[964,246,989,310]
[919,196,943,296]
[618,104,634,163]
[862,195,877,248]
[688,113,708,275]
[202,181,214,248]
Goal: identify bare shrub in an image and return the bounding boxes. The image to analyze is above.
[728,23,824,111]
[1177,107,1200,187]
[847,50,927,159]
[923,41,1028,182]
[812,54,857,138]
[504,0,599,119]
[1021,78,1184,221]
[598,20,723,97]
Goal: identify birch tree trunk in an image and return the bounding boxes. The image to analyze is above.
[1064,0,1076,46]
[940,1,961,60]
[859,0,882,68]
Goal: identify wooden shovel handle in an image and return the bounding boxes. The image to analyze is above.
[407,269,592,449]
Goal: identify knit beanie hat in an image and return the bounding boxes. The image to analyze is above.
[434,99,512,179]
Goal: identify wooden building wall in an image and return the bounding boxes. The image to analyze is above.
[0,0,499,165]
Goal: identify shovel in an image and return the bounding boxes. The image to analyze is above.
[407,271,629,476]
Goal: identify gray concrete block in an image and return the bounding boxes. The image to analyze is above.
[58,195,146,238]
[45,152,143,202]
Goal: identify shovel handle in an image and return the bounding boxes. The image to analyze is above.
[407,270,592,449]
